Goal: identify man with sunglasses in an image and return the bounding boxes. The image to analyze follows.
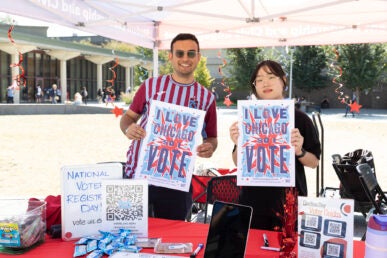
[120,33,218,221]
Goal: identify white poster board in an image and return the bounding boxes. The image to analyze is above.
[134,100,205,192]
[60,163,122,240]
[237,99,295,187]
[298,197,354,258]
[100,179,148,237]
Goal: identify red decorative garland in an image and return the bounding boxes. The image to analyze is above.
[217,50,233,107]
[106,57,119,87]
[331,47,362,113]
[8,25,26,88]
[276,187,298,258]
[106,57,123,117]
[331,48,345,104]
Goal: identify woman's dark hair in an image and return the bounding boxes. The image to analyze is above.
[250,60,287,98]
[170,33,200,52]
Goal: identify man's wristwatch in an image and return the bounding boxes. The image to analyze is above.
[296,148,307,158]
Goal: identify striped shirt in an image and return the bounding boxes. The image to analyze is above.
[124,75,217,178]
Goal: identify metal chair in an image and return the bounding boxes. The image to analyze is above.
[204,175,242,223]
[356,163,387,215]
[186,175,212,222]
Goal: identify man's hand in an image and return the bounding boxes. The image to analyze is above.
[197,138,217,158]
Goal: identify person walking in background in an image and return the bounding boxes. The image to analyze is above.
[49,84,59,104]
[35,84,42,103]
[97,88,103,104]
[344,96,355,117]
[73,92,83,105]
[229,60,321,230]
[7,84,14,104]
[56,87,62,103]
[120,33,218,221]
[81,86,88,105]
[102,86,107,103]
[105,86,115,106]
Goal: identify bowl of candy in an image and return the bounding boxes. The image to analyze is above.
[0,199,46,254]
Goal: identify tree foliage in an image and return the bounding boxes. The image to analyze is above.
[194,57,214,88]
[226,48,264,91]
[337,44,386,95]
[103,41,137,52]
[292,46,329,92]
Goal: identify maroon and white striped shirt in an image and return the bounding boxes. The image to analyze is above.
[124,75,217,178]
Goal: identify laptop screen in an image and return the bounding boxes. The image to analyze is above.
[204,201,253,258]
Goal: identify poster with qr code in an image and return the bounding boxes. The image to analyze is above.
[61,163,123,241]
[101,179,148,237]
[298,197,354,258]
[236,99,295,187]
[134,100,205,192]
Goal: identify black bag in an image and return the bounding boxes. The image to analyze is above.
[341,149,375,168]
[335,149,376,214]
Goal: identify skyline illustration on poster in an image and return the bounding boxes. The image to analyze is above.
[135,100,205,192]
[237,99,295,187]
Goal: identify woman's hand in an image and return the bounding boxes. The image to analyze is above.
[291,128,304,156]
[229,121,239,144]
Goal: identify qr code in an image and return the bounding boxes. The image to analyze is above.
[327,221,342,236]
[326,243,341,257]
[105,184,144,221]
[303,232,317,246]
[305,215,318,229]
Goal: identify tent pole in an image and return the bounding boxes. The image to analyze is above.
[153,21,160,77]
[153,47,159,77]
[289,47,294,99]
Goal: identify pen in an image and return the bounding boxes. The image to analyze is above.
[263,233,269,247]
[190,243,204,258]
[261,246,281,252]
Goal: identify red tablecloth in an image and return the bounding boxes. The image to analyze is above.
[0,218,365,257]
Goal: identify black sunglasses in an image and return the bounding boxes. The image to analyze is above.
[174,50,198,58]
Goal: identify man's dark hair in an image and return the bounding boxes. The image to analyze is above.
[170,33,200,52]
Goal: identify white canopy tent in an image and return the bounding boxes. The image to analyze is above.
[1,0,386,74]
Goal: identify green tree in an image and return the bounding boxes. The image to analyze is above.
[292,46,329,92]
[194,57,214,88]
[159,52,173,75]
[134,65,149,88]
[103,41,137,52]
[133,47,157,87]
[226,48,264,91]
[337,44,386,103]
